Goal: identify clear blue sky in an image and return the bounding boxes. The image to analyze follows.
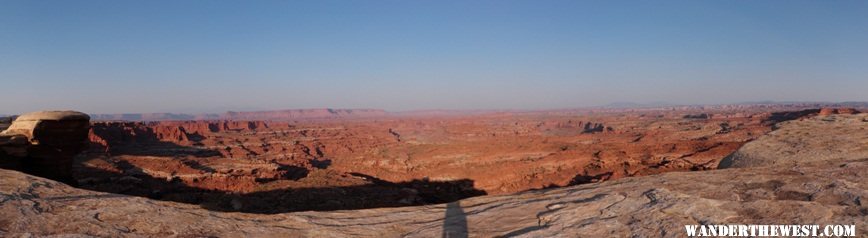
[2,0,867,114]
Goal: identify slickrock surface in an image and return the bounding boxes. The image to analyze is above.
[719,113,868,168]
[1,113,866,237]
[1,156,865,237]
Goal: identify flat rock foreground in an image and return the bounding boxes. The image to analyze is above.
[1,114,867,237]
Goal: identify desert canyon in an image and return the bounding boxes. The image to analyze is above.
[0,103,866,237]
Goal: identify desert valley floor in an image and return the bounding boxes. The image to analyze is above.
[64,104,840,213]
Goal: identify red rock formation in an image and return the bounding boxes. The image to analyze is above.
[819,107,860,116]
[73,106,811,213]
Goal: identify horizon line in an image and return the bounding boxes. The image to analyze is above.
[4,101,866,116]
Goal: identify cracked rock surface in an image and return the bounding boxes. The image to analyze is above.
[719,113,868,168]
[1,114,867,237]
[1,159,866,237]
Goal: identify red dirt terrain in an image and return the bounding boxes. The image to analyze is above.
[72,106,853,213]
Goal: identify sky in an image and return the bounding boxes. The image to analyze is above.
[2,0,867,114]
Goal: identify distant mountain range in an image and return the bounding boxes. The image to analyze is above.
[89,108,388,121]
[601,102,676,108]
[75,101,868,121]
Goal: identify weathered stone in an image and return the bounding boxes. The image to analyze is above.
[0,111,90,182]
[719,113,868,169]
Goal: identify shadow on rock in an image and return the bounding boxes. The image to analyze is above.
[91,140,223,158]
[74,161,486,214]
[442,201,468,238]
[568,172,613,186]
[762,109,820,126]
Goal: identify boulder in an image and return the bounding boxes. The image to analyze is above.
[0,111,90,182]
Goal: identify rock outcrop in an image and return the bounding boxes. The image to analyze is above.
[818,107,860,116]
[0,111,90,182]
[718,113,868,169]
[1,112,866,237]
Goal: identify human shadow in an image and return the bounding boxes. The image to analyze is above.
[442,201,469,238]
[73,160,486,214]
